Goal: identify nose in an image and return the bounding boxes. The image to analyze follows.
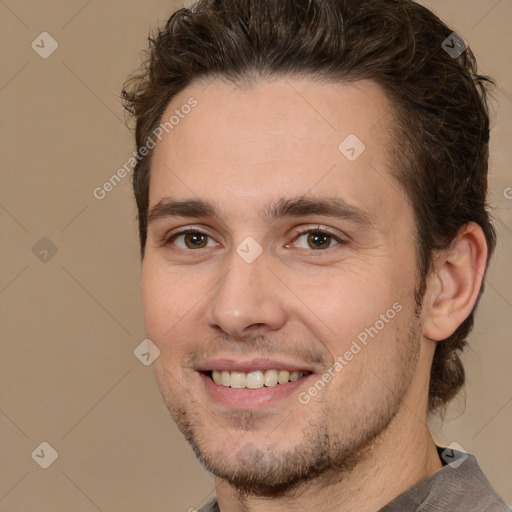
[206,250,287,340]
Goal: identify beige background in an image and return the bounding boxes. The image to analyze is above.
[1,0,511,510]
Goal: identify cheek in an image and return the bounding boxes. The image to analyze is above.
[290,263,412,368]
[141,261,199,344]
[293,267,393,330]
[141,267,197,385]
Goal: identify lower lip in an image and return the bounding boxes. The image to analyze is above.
[200,372,313,408]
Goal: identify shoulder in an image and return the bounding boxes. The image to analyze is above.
[196,497,220,512]
[381,447,509,511]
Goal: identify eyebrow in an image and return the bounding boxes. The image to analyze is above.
[147,196,374,228]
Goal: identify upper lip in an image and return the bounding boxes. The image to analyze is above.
[196,358,316,374]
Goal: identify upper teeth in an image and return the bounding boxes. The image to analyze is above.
[211,369,306,389]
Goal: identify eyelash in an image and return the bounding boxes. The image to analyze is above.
[163,226,346,254]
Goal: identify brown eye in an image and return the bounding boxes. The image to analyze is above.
[168,230,216,250]
[307,232,332,250]
[183,232,208,249]
[291,229,340,251]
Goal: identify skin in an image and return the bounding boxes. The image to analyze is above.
[141,77,488,511]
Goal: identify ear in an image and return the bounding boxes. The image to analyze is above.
[423,222,489,341]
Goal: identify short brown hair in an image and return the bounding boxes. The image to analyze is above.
[122,0,496,413]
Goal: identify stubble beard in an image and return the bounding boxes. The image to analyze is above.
[155,319,422,498]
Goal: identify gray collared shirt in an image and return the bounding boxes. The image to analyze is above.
[197,447,509,511]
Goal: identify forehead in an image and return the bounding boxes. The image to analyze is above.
[148,77,404,224]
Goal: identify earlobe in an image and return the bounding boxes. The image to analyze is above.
[423,222,488,341]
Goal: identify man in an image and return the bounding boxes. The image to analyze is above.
[122,0,509,510]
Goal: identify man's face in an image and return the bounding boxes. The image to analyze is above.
[141,77,429,493]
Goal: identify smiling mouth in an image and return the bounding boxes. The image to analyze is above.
[204,369,313,389]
